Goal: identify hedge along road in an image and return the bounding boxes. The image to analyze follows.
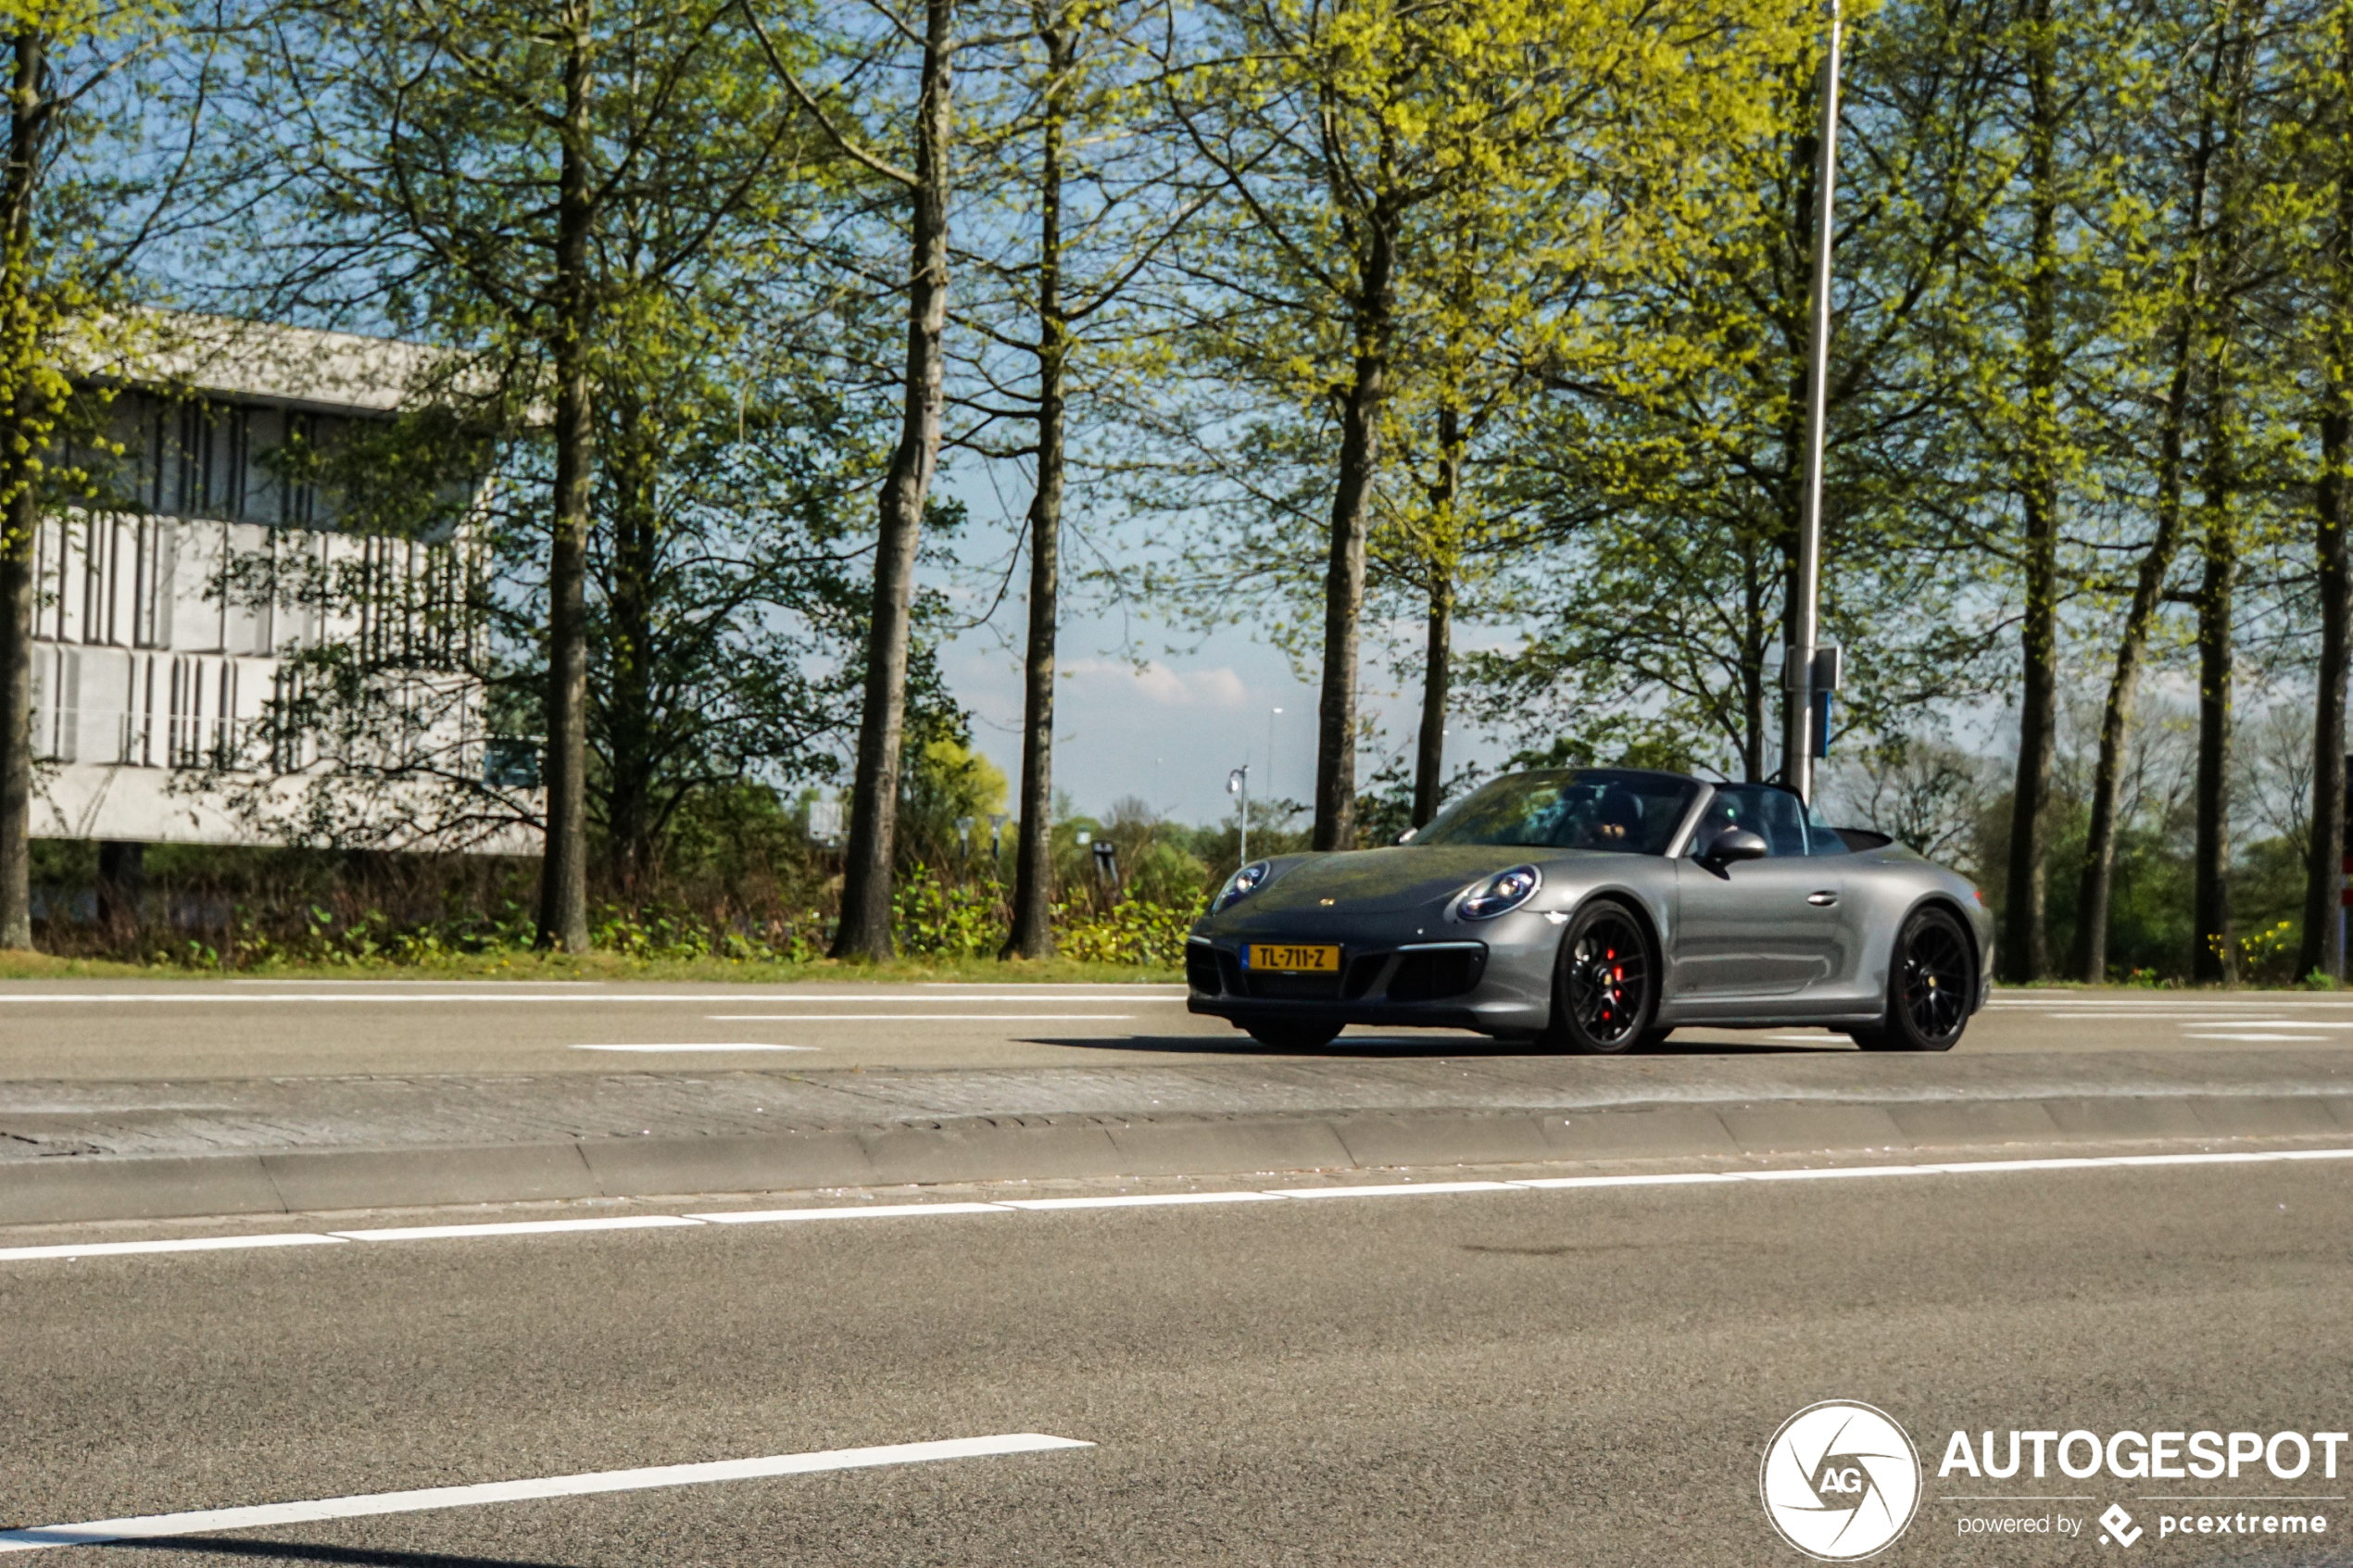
[1,981,2352,1078]
[5,1156,2352,1565]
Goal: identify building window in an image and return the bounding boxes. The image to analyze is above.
[281,411,318,528]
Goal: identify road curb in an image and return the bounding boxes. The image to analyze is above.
[6,1092,2353,1226]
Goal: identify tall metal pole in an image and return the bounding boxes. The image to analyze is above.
[1228,765,1250,868]
[1782,0,1843,805]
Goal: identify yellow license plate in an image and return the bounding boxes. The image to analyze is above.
[1249,943,1340,973]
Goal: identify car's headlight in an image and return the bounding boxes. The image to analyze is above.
[1459,864,1541,920]
[1214,860,1273,912]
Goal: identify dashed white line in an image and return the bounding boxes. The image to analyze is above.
[2183,1033,2335,1042]
[696,1020,1139,1029]
[0,1434,1094,1553]
[571,1044,822,1053]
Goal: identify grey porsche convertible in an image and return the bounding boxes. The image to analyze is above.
[1186,767,1994,1054]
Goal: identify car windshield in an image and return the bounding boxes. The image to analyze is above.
[1413,769,1700,855]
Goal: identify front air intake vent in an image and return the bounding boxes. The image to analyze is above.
[1387,945,1486,1002]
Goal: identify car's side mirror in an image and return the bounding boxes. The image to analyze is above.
[1704,828,1768,863]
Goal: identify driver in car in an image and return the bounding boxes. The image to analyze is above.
[1577,787,1643,848]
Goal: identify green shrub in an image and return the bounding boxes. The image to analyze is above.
[1058,897,1202,968]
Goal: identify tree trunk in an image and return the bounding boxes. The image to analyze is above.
[1743,548,1768,781]
[2077,98,2215,984]
[2308,392,2351,984]
[605,384,657,899]
[1004,1,1069,960]
[1411,406,1460,828]
[0,31,44,952]
[2191,366,2237,985]
[1412,574,1452,829]
[535,6,595,954]
[2301,8,2353,985]
[2075,315,2194,981]
[1311,201,1396,853]
[2003,0,2061,983]
[833,0,953,960]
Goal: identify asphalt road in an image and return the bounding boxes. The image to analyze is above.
[5,1157,2351,1565]
[3,981,2353,1079]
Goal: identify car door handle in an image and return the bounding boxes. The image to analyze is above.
[1806,891,1838,907]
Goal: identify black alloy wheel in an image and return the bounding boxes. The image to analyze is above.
[1854,905,1973,1051]
[1244,1021,1341,1050]
[1547,900,1656,1055]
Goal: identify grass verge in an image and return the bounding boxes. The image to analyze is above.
[0,949,1183,984]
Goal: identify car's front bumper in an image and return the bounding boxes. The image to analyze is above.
[1183,929,1554,1036]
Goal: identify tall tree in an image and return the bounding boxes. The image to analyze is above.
[589,308,891,897]
[1003,0,1070,955]
[1466,0,2008,783]
[0,0,202,948]
[2000,0,2066,982]
[955,0,1186,958]
[2300,0,2353,984]
[2074,0,2233,981]
[755,0,957,960]
[256,0,800,951]
[2183,0,2269,985]
[1163,0,1801,847]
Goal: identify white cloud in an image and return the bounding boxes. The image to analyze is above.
[1062,658,1252,709]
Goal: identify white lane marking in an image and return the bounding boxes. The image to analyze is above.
[571,1044,822,1053]
[1000,1191,1289,1210]
[0,1434,1094,1554]
[1994,1004,2353,1013]
[0,992,1174,1005]
[1272,1181,1521,1199]
[690,1202,1013,1223]
[2042,1020,2315,1029]
[15,1148,2353,1267]
[701,1013,1135,1022]
[333,1216,705,1242]
[922,982,1186,991]
[2183,1033,2334,1042]
[0,1233,345,1262]
[1514,1171,1754,1189]
[228,979,602,987]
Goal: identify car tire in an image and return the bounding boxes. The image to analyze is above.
[1244,1022,1340,1050]
[1542,899,1658,1055]
[1854,905,1974,1051]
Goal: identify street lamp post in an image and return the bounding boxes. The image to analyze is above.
[1782,0,1844,806]
[1228,765,1249,868]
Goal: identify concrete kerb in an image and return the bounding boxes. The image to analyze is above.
[9,1094,2353,1227]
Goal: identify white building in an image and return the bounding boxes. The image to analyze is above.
[29,319,530,850]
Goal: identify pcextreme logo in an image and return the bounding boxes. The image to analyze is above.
[1761,1401,1924,1561]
